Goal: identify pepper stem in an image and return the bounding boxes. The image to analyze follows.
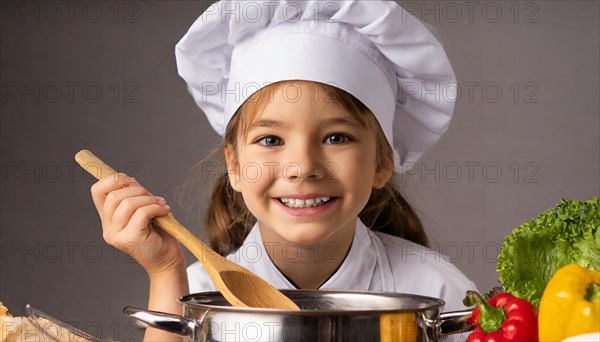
[585,283,600,302]
[464,291,506,334]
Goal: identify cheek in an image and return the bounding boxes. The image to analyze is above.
[236,158,274,193]
[331,147,377,176]
[239,163,263,185]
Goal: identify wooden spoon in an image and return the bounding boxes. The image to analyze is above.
[75,149,300,310]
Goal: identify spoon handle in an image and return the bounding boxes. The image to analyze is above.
[75,149,221,266]
[75,150,300,310]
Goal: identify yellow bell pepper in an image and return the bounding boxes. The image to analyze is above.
[538,264,600,341]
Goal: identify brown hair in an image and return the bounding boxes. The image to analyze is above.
[185,81,428,255]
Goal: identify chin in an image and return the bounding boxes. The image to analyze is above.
[277,228,337,247]
[258,218,354,247]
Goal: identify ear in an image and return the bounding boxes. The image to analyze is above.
[224,145,241,192]
[372,158,393,189]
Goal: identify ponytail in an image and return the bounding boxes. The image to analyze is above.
[359,178,428,247]
[204,173,255,255]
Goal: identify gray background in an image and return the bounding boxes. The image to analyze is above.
[1,1,598,341]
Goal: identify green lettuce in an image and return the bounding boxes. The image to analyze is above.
[496,197,599,308]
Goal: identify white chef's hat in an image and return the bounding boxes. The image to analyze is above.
[175,0,457,171]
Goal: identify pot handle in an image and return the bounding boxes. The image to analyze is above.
[123,306,199,337]
[438,309,474,336]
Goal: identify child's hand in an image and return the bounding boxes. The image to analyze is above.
[90,173,185,276]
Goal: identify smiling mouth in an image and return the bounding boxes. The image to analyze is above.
[278,197,334,208]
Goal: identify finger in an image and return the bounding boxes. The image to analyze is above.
[102,185,152,226]
[107,195,168,238]
[90,173,139,217]
[116,203,171,245]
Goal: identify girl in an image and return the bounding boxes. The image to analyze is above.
[91,1,476,340]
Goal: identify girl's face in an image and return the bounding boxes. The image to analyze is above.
[226,81,392,246]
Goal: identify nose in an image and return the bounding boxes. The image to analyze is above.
[283,139,326,182]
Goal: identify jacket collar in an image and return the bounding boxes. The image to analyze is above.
[227,218,377,290]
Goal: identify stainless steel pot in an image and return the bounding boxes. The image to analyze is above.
[124,290,473,341]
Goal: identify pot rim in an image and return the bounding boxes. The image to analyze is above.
[178,289,446,315]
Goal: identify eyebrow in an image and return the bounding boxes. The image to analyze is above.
[248,116,363,133]
[320,117,364,128]
[248,119,289,131]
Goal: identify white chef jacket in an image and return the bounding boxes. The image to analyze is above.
[188,217,477,308]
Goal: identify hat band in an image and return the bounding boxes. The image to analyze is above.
[223,26,396,148]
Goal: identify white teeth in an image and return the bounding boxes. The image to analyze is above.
[280,197,332,208]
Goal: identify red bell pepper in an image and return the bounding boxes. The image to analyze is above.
[464,291,538,342]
